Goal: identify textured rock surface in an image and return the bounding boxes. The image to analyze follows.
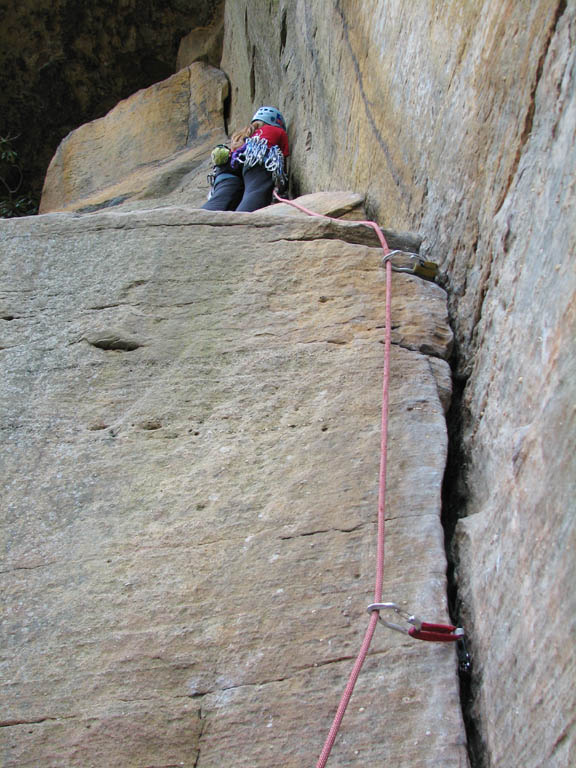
[220,2,576,765]
[4,1,575,765]
[40,63,229,213]
[262,190,366,221]
[453,24,576,764]
[0,207,465,766]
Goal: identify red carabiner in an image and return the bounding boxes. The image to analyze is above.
[367,602,464,642]
[409,622,464,642]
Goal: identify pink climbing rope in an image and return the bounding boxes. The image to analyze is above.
[272,193,393,766]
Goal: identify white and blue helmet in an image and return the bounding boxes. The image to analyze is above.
[251,106,286,131]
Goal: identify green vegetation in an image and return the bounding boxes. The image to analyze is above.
[0,135,38,217]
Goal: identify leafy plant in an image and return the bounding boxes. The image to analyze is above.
[0,134,38,217]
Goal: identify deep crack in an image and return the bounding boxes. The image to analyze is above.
[441,344,486,768]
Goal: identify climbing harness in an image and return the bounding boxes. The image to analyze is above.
[382,249,439,282]
[271,192,465,767]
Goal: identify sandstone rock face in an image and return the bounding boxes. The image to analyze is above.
[262,190,366,220]
[5,1,575,765]
[40,63,229,213]
[221,3,576,765]
[454,34,576,765]
[0,206,466,766]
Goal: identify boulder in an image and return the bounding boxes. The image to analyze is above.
[40,63,229,213]
[0,0,222,198]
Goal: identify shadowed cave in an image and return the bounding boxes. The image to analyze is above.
[0,0,222,205]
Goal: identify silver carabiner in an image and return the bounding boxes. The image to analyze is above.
[381,250,417,272]
[381,251,439,281]
[367,601,423,633]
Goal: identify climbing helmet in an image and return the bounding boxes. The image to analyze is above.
[251,106,286,131]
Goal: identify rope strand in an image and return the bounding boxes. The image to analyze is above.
[271,194,393,766]
[316,255,392,768]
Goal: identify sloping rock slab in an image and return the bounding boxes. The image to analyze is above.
[0,207,466,767]
[40,63,228,214]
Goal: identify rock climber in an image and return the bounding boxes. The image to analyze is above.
[234,106,289,212]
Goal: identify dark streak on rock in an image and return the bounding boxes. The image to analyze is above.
[279,523,364,540]
[192,707,206,768]
[334,0,411,202]
[0,715,75,728]
[494,0,568,216]
[77,194,132,213]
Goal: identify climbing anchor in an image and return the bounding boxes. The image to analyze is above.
[367,601,464,642]
[381,250,439,282]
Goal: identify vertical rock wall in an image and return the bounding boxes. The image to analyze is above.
[220,1,575,766]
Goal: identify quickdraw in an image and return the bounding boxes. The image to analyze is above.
[367,602,464,642]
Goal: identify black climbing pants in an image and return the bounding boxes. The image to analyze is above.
[201,175,244,211]
[235,165,275,212]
